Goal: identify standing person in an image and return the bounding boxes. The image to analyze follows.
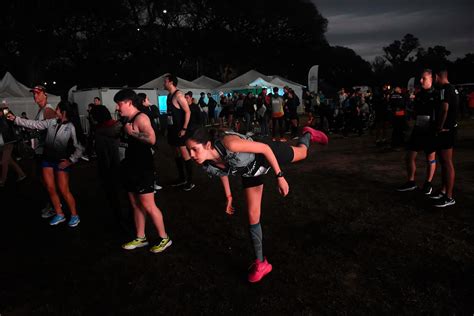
[184,91,203,133]
[432,69,459,207]
[256,88,270,137]
[137,93,162,191]
[270,87,286,141]
[198,92,209,126]
[8,101,85,227]
[163,74,195,191]
[389,87,407,149]
[90,105,134,237]
[207,93,217,125]
[397,69,438,194]
[373,87,390,146]
[0,107,27,186]
[114,89,172,252]
[29,85,58,218]
[185,126,328,282]
[243,92,256,134]
[286,89,300,139]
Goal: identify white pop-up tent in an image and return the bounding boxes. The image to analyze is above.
[217,70,306,112]
[192,75,222,90]
[0,72,61,119]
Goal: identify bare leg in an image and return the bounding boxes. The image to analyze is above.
[56,171,77,216]
[128,192,146,238]
[138,193,167,239]
[406,151,417,181]
[425,152,436,182]
[439,149,455,198]
[42,167,62,214]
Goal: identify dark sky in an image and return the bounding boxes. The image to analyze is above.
[314,0,474,61]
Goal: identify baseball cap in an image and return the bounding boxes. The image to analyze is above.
[30,85,47,94]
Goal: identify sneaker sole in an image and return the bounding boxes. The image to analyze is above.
[183,184,196,192]
[248,264,273,283]
[150,240,173,253]
[423,188,433,195]
[50,218,66,226]
[69,220,80,227]
[396,187,417,192]
[122,242,149,250]
[433,201,456,208]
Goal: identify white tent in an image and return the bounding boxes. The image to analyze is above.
[0,72,61,119]
[216,70,305,112]
[140,74,205,91]
[192,75,222,89]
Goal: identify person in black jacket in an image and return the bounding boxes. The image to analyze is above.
[0,107,26,186]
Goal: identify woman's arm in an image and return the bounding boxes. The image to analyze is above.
[224,136,282,175]
[224,136,290,196]
[13,117,56,130]
[220,176,234,215]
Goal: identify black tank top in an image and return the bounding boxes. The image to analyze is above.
[167,90,184,129]
[124,112,153,170]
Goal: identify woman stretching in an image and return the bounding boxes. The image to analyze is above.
[186,126,328,282]
[8,101,85,227]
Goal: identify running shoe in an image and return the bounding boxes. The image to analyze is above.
[301,127,329,145]
[16,175,27,182]
[396,181,417,192]
[68,215,80,227]
[421,181,433,195]
[170,179,187,187]
[49,214,66,226]
[248,257,272,283]
[429,191,445,200]
[122,237,149,250]
[150,236,172,253]
[433,196,456,208]
[183,182,196,192]
[41,204,56,219]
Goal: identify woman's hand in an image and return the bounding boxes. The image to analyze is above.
[277,177,289,197]
[225,195,235,215]
[58,159,72,170]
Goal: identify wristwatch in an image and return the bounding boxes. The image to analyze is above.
[276,171,284,178]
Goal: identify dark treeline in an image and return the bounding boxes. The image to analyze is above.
[1,1,472,95]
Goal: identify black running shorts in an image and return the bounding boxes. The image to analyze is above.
[122,168,155,194]
[406,131,436,154]
[435,128,457,150]
[241,140,294,189]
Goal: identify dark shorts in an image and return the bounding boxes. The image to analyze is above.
[435,128,457,151]
[167,126,187,147]
[241,140,294,189]
[41,160,71,172]
[122,168,155,194]
[406,130,436,154]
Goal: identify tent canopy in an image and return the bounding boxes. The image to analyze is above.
[139,74,205,90]
[0,72,60,119]
[192,76,222,89]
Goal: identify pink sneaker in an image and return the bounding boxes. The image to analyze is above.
[302,127,329,145]
[248,257,273,283]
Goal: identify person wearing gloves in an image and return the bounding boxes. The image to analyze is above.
[8,101,85,227]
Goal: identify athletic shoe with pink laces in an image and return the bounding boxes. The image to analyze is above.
[248,257,273,283]
[302,127,329,145]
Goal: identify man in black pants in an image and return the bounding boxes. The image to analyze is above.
[163,74,195,191]
[431,69,459,207]
[397,69,437,194]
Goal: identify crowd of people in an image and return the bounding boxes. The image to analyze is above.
[0,67,463,283]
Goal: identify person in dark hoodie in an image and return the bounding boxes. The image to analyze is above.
[90,105,134,237]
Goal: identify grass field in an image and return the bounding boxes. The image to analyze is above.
[1,121,473,315]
